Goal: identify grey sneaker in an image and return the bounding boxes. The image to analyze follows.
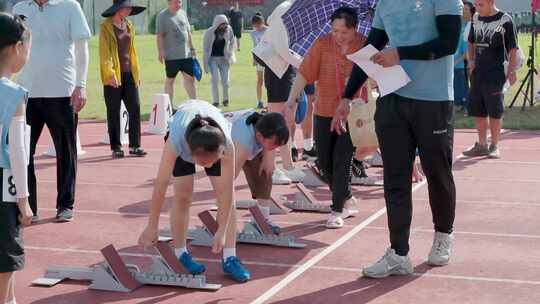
[362,248,414,279]
[488,144,500,159]
[56,209,74,222]
[428,232,454,266]
[462,142,489,157]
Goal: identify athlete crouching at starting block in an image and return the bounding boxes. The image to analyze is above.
[139,100,250,283]
[232,110,290,234]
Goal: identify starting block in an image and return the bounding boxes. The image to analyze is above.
[284,184,332,213]
[352,175,383,186]
[188,207,306,248]
[302,163,327,188]
[32,244,221,292]
[210,195,288,215]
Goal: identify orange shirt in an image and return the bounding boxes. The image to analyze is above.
[299,33,366,117]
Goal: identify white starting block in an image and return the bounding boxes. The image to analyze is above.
[210,195,289,215]
[43,131,86,157]
[302,163,327,188]
[145,94,172,135]
[284,184,332,213]
[101,101,129,145]
[32,243,221,292]
[185,207,306,249]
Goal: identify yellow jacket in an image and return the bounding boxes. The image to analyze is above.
[99,18,140,87]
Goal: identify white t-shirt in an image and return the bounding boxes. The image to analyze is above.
[13,0,91,98]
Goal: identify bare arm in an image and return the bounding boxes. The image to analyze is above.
[157,33,166,63]
[233,141,249,180]
[286,73,308,104]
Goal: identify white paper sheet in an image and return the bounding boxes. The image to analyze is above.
[253,38,290,78]
[347,45,411,97]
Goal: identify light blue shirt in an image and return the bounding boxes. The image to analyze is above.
[168,100,232,163]
[372,0,463,101]
[231,110,263,161]
[0,78,27,169]
[13,0,91,98]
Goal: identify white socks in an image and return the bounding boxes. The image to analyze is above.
[304,138,313,151]
[223,248,236,260]
[6,298,16,304]
[174,247,188,258]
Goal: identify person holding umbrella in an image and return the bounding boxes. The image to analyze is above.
[284,6,366,229]
[99,0,147,158]
[341,0,463,278]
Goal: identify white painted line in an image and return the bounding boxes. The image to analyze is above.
[250,155,471,304]
[364,226,540,239]
[25,246,540,286]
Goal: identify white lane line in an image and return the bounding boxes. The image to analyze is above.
[363,226,540,239]
[25,246,540,286]
[456,176,540,183]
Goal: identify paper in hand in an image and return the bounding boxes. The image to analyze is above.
[347,45,411,97]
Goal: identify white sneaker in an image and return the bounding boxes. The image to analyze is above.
[325,208,357,229]
[428,232,454,266]
[284,168,306,183]
[272,169,291,185]
[362,248,414,279]
[344,197,359,213]
[326,212,345,229]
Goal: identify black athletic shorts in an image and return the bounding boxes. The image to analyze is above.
[165,58,195,79]
[265,65,296,103]
[173,156,221,177]
[467,75,505,119]
[0,203,24,273]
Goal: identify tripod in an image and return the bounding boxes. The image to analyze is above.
[509,12,537,111]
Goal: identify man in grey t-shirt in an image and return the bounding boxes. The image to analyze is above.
[156,0,196,107]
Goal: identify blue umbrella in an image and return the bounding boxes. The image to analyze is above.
[282,0,378,57]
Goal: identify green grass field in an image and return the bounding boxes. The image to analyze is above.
[82,32,540,129]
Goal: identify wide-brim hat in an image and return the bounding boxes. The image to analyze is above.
[102,0,146,18]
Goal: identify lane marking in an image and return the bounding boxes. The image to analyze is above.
[25,246,540,286]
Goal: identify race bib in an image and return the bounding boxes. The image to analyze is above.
[2,168,17,203]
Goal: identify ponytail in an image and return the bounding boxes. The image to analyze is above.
[250,112,289,146]
[186,115,227,154]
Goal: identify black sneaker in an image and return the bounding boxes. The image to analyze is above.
[129,148,147,157]
[56,209,73,222]
[302,148,317,161]
[223,100,229,107]
[112,150,124,158]
[213,102,220,108]
[352,159,368,178]
[291,147,299,162]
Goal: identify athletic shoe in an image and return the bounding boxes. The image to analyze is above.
[129,148,147,157]
[222,256,251,282]
[428,232,454,266]
[291,147,299,162]
[284,168,306,183]
[302,148,317,161]
[462,142,489,157]
[325,207,357,229]
[352,159,368,178]
[112,150,124,159]
[272,169,292,185]
[179,252,206,275]
[256,101,264,109]
[362,248,414,279]
[56,209,74,222]
[223,100,230,107]
[258,206,282,235]
[31,215,39,223]
[213,102,220,108]
[487,143,500,159]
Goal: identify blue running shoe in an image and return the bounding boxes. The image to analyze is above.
[222,256,251,282]
[179,252,206,275]
[257,101,264,109]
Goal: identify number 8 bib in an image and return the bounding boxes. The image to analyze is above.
[2,168,17,203]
